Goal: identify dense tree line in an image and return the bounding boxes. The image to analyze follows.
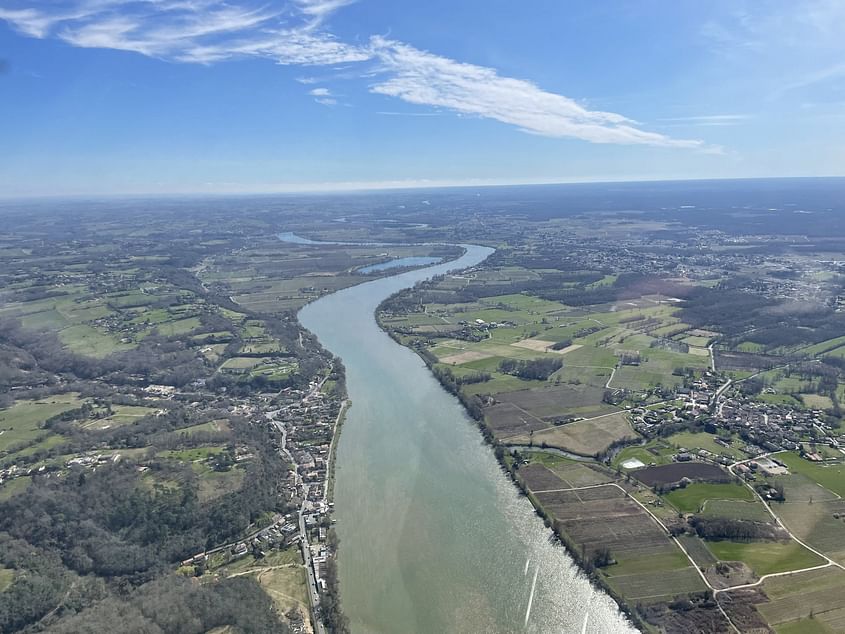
[689,517,781,541]
[45,575,287,634]
[499,357,563,380]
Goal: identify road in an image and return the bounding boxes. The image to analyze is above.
[724,452,845,580]
[271,371,334,634]
[299,502,326,634]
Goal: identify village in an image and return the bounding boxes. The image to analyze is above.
[626,368,845,474]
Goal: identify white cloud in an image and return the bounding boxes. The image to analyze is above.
[295,0,357,20]
[0,1,713,151]
[701,1,845,98]
[369,37,710,149]
[0,0,368,65]
[657,114,751,127]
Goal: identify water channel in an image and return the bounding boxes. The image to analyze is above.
[296,241,636,633]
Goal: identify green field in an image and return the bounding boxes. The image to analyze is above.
[664,430,743,459]
[0,568,14,592]
[81,404,157,430]
[663,482,754,513]
[0,394,82,451]
[511,411,636,456]
[604,550,690,577]
[775,618,831,634]
[701,499,772,523]
[613,442,673,469]
[775,452,845,497]
[59,324,134,357]
[178,419,231,435]
[158,445,226,461]
[0,476,31,501]
[760,568,845,633]
[198,468,245,501]
[707,539,825,576]
[156,316,202,336]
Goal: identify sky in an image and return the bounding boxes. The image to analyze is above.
[0,0,844,197]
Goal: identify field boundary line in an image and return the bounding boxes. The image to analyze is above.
[713,562,833,594]
[727,452,845,575]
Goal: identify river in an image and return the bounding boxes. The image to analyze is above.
[297,243,636,633]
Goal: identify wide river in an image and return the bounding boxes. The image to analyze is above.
[298,244,636,633]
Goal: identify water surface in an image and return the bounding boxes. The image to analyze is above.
[298,244,636,633]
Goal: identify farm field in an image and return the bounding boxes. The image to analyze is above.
[707,539,825,576]
[634,462,731,487]
[773,498,845,565]
[663,430,744,459]
[663,482,755,513]
[757,567,845,633]
[701,499,774,523]
[59,324,135,356]
[198,468,246,502]
[613,441,675,469]
[510,411,636,456]
[527,478,706,602]
[0,476,31,501]
[80,404,158,430]
[0,394,83,452]
[0,568,14,593]
[774,452,845,497]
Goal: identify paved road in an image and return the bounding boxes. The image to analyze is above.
[299,503,326,634]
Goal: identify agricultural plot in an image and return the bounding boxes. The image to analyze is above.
[533,483,705,601]
[198,468,246,502]
[773,499,845,565]
[774,452,845,497]
[59,324,134,357]
[606,567,706,602]
[707,540,825,577]
[801,394,834,410]
[255,564,310,617]
[178,419,231,435]
[0,476,31,501]
[80,405,158,430]
[663,482,754,514]
[518,463,567,491]
[677,534,717,568]
[0,568,14,593]
[758,568,845,633]
[664,431,744,460]
[548,460,615,488]
[701,499,774,523]
[539,485,670,557]
[511,411,636,456]
[0,394,82,452]
[798,335,845,357]
[613,441,675,469]
[634,462,731,487]
[492,384,615,420]
[155,316,202,336]
[438,350,495,365]
[220,357,263,371]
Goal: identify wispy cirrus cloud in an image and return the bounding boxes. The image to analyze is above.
[657,114,751,127]
[0,0,367,65]
[0,1,712,151]
[700,0,845,99]
[309,86,336,105]
[368,37,712,150]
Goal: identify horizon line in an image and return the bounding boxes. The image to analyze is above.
[1,174,844,202]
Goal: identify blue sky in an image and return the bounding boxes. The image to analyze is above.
[1,0,844,196]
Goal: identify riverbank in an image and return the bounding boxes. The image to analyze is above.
[298,240,636,632]
[376,304,648,631]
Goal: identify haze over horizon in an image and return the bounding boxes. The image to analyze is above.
[2,0,844,196]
